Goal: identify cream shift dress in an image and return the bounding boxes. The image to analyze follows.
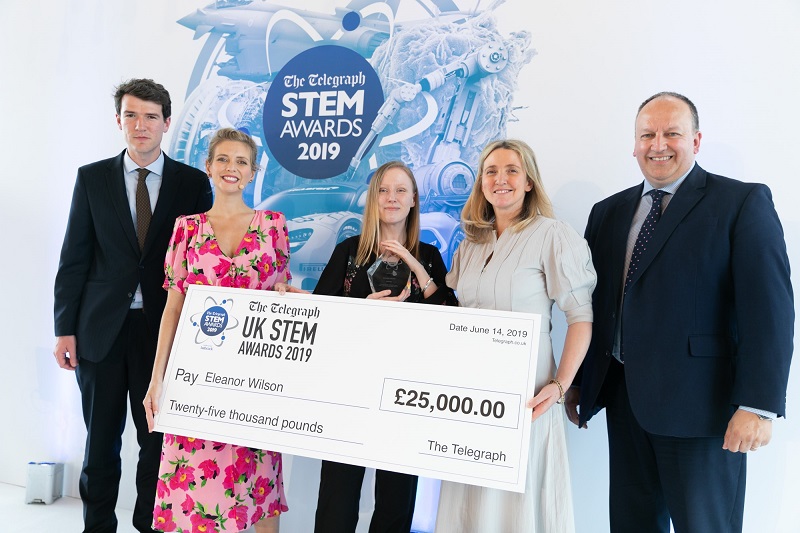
[435,216,596,533]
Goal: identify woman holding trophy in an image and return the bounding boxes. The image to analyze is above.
[312,161,456,532]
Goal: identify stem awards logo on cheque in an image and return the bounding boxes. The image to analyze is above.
[190,297,240,348]
[263,45,384,179]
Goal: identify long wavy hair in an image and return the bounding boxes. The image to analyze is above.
[461,139,554,243]
[355,161,421,265]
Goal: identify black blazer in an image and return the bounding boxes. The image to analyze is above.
[54,150,212,362]
[580,164,793,437]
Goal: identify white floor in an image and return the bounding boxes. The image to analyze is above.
[1,454,438,533]
[0,477,434,532]
[0,481,276,532]
[0,482,133,532]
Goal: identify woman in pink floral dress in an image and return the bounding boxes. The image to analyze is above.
[143,128,290,533]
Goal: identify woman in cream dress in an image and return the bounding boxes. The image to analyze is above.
[435,140,596,533]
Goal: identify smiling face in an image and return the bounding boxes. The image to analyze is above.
[634,96,702,187]
[377,166,416,230]
[480,148,533,218]
[116,94,170,167]
[205,140,255,193]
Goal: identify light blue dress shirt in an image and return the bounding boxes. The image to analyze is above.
[123,151,164,309]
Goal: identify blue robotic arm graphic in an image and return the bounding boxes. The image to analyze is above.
[348,40,509,218]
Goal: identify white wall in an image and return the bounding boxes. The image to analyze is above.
[2,1,798,532]
[509,2,800,531]
[1,0,212,520]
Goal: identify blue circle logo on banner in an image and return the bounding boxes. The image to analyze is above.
[263,45,384,179]
[199,305,229,337]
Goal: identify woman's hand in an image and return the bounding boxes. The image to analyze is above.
[526,383,563,422]
[143,380,163,433]
[379,239,413,263]
[273,282,310,295]
[366,288,410,302]
[380,240,436,297]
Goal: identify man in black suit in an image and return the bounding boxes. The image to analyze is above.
[53,78,212,532]
[572,92,793,532]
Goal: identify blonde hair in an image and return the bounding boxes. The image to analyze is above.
[461,139,554,243]
[355,161,421,265]
[206,127,260,172]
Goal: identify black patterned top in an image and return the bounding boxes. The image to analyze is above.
[313,235,457,305]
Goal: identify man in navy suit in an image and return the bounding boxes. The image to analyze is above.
[571,92,793,532]
[53,78,212,532]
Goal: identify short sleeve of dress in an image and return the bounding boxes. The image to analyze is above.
[541,220,597,325]
[163,215,193,294]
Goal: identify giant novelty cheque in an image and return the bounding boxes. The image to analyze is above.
[155,285,541,492]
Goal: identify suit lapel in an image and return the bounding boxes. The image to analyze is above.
[144,155,181,257]
[107,151,140,253]
[610,185,642,299]
[626,165,707,289]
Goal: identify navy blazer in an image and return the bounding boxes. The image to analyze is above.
[54,150,212,363]
[579,164,793,437]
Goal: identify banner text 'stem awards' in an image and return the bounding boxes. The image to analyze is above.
[154,285,541,492]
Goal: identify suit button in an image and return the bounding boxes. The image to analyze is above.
[604,350,611,358]
[127,292,133,298]
[611,312,616,319]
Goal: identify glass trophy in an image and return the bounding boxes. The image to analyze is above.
[367,253,411,296]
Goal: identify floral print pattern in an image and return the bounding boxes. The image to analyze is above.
[154,211,290,532]
[163,211,291,293]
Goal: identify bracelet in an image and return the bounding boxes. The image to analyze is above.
[421,277,433,293]
[549,378,565,404]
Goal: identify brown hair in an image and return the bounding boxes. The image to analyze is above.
[113,78,171,119]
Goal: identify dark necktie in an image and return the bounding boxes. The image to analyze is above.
[624,189,666,292]
[136,168,152,251]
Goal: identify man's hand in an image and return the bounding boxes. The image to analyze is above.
[564,388,586,428]
[54,335,78,370]
[143,380,163,433]
[723,408,772,453]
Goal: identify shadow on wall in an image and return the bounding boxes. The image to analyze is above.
[551,180,607,234]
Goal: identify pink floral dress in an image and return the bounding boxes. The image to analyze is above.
[153,211,291,533]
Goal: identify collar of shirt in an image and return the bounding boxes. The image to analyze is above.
[640,162,695,197]
[123,150,165,178]
[122,150,164,214]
